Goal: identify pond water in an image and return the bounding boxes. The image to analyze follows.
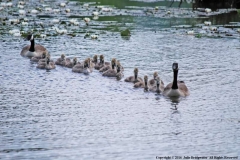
[0,0,240,159]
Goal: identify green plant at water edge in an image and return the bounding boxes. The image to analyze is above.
[121,29,131,36]
[238,9,240,16]
[195,33,202,38]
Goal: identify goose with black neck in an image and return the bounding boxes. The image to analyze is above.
[20,34,47,58]
[163,63,189,97]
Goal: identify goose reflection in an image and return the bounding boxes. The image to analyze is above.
[169,97,180,114]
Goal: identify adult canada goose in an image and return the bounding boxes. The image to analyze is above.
[30,51,48,62]
[134,75,149,91]
[99,58,115,72]
[20,34,47,57]
[116,61,124,80]
[124,68,142,83]
[55,54,66,66]
[65,57,78,68]
[95,55,110,70]
[163,63,189,97]
[149,77,164,93]
[72,59,90,74]
[102,59,117,77]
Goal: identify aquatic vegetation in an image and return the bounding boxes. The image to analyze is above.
[195,33,202,38]
[91,34,99,39]
[121,29,131,36]
[0,0,239,42]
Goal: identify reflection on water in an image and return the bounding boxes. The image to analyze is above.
[0,0,240,159]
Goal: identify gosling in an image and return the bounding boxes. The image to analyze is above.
[102,58,117,77]
[95,54,110,70]
[99,58,116,73]
[149,77,164,93]
[55,54,66,66]
[124,68,142,83]
[65,57,78,68]
[30,51,48,62]
[134,75,149,91]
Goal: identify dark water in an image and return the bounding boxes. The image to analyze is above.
[0,0,240,159]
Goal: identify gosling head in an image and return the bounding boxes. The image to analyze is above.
[134,68,138,74]
[111,58,116,69]
[61,54,65,60]
[84,59,89,68]
[73,57,77,65]
[87,57,91,64]
[100,55,104,63]
[116,61,121,73]
[153,72,158,79]
[93,55,98,63]
[144,75,148,82]
[46,56,50,64]
[42,51,47,59]
[134,68,138,79]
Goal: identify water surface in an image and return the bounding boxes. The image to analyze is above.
[0,0,240,159]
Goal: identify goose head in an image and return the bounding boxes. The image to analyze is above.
[93,55,98,63]
[61,54,65,61]
[84,59,89,68]
[87,57,92,66]
[134,68,139,80]
[111,58,116,69]
[172,62,178,71]
[26,34,34,41]
[153,71,158,80]
[42,51,47,59]
[73,57,77,66]
[144,75,148,91]
[100,55,104,64]
[46,56,50,65]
